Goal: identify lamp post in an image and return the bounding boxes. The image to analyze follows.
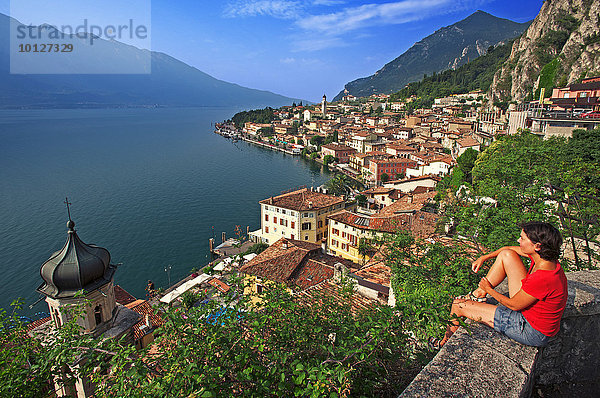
[164,264,172,287]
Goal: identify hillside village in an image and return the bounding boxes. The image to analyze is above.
[208,75,600,311]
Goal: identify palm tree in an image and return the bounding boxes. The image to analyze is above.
[325,173,364,196]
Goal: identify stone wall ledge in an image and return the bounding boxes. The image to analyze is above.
[400,270,600,398]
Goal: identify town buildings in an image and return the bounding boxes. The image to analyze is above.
[249,188,346,245]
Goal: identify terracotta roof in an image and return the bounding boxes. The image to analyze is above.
[260,188,344,211]
[114,285,138,305]
[296,280,377,315]
[125,300,165,341]
[387,143,417,152]
[26,317,51,332]
[355,263,391,287]
[240,238,355,291]
[321,144,355,151]
[361,187,395,195]
[457,137,480,147]
[412,186,436,194]
[379,191,437,215]
[370,157,415,165]
[208,278,231,293]
[328,210,413,234]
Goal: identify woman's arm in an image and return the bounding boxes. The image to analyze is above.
[479,277,537,311]
[471,246,526,272]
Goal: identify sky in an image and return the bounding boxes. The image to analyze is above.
[1,0,544,102]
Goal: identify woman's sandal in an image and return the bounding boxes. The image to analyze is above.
[428,337,441,350]
[455,290,487,303]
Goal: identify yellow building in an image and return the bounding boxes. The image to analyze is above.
[250,188,345,245]
[327,210,438,265]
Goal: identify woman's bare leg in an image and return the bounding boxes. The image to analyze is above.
[473,249,528,298]
[440,300,498,346]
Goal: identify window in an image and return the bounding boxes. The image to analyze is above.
[302,222,311,230]
[274,216,277,223]
[305,236,309,240]
[280,218,284,225]
[265,214,269,222]
[291,234,295,240]
[291,221,295,229]
[265,226,269,233]
[318,220,323,228]
[333,228,339,236]
[265,206,269,211]
[94,305,102,326]
[341,243,347,251]
[342,231,346,238]
[257,284,264,294]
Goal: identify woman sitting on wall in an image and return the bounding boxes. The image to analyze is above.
[436,221,568,348]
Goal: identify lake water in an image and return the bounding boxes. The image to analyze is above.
[0,108,331,315]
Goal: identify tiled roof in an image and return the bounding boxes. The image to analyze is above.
[379,191,437,215]
[208,278,231,293]
[290,259,334,290]
[114,285,138,305]
[370,157,415,165]
[355,263,391,287]
[296,280,377,315]
[322,144,355,151]
[361,187,396,195]
[125,300,165,341]
[240,238,354,291]
[391,174,441,183]
[457,137,480,147]
[260,188,344,211]
[328,210,413,234]
[412,186,436,195]
[26,317,51,332]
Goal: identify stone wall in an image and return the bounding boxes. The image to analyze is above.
[399,270,600,397]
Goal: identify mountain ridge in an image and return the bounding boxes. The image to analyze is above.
[0,13,300,109]
[333,10,531,101]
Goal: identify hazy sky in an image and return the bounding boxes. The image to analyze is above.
[2,0,544,102]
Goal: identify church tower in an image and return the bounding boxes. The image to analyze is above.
[37,218,118,336]
[322,94,327,118]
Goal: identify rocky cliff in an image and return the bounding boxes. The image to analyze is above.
[489,0,600,104]
[333,11,529,101]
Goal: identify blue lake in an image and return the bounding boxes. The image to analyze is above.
[0,108,331,315]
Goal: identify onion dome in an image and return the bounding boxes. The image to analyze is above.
[37,220,117,299]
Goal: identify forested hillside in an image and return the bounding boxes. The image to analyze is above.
[389,40,513,110]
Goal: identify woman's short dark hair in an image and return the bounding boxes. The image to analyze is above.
[520,221,562,261]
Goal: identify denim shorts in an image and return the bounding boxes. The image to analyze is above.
[494,306,550,347]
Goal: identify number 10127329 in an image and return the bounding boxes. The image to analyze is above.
[18,43,74,52]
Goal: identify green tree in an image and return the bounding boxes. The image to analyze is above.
[456,148,479,184]
[323,154,335,165]
[310,136,324,147]
[356,194,367,207]
[380,173,390,183]
[386,233,481,341]
[325,174,363,196]
[3,279,423,397]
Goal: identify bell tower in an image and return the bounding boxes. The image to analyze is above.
[37,199,118,336]
[322,94,327,118]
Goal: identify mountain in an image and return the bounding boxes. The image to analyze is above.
[0,13,299,109]
[489,0,600,104]
[333,11,530,101]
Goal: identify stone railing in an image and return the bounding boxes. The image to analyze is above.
[400,270,600,398]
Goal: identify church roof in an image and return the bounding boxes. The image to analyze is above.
[37,220,117,299]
